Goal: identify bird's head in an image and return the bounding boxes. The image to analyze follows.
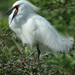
[1,0,25,20]
[2,0,38,22]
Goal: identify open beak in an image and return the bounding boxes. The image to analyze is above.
[1,7,14,18]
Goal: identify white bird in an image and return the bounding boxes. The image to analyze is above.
[2,0,74,59]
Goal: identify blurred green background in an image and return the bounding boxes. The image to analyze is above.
[0,0,75,75]
[0,0,75,35]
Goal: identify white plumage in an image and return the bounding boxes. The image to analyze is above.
[3,0,74,55]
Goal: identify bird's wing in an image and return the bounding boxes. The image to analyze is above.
[30,15,62,51]
[31,15,58,45]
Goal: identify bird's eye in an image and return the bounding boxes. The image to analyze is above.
[13,5,18,8]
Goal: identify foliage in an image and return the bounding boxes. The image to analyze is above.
[0,0,75,75]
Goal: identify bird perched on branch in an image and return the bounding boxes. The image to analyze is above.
[2,0,74,59]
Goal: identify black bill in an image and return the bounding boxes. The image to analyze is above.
[1,7,14,18]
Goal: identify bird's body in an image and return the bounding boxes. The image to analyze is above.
[2,0,74,58]
[9,12,74,52]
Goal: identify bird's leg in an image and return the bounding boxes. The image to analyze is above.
[36,44,41,60]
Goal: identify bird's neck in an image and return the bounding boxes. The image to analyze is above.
[10,8,34,26]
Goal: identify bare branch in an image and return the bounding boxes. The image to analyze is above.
[1,39,13,57]
[12,37,21,52]
[26,50,37,59]
[0,31,12,36]
[0,24,9,32]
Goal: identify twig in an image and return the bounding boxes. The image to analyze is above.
[0,24,9,32]
[5,44,13,57]
[0,52,5,59]
[12,37,25,69]
[26,50,37,59]
[12,37,21,52]
[1,39,13,57]
[20,46,25,70]
[0,31,12,36]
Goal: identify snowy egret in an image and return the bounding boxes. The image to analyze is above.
[2,0,74,59]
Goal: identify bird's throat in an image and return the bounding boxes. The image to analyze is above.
[11,8,18,22]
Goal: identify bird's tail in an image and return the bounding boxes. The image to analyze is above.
[66,37,74,51]
[39,36,74,53]
[48,35,74,52]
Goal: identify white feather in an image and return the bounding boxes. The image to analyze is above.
[9,0,74,53]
